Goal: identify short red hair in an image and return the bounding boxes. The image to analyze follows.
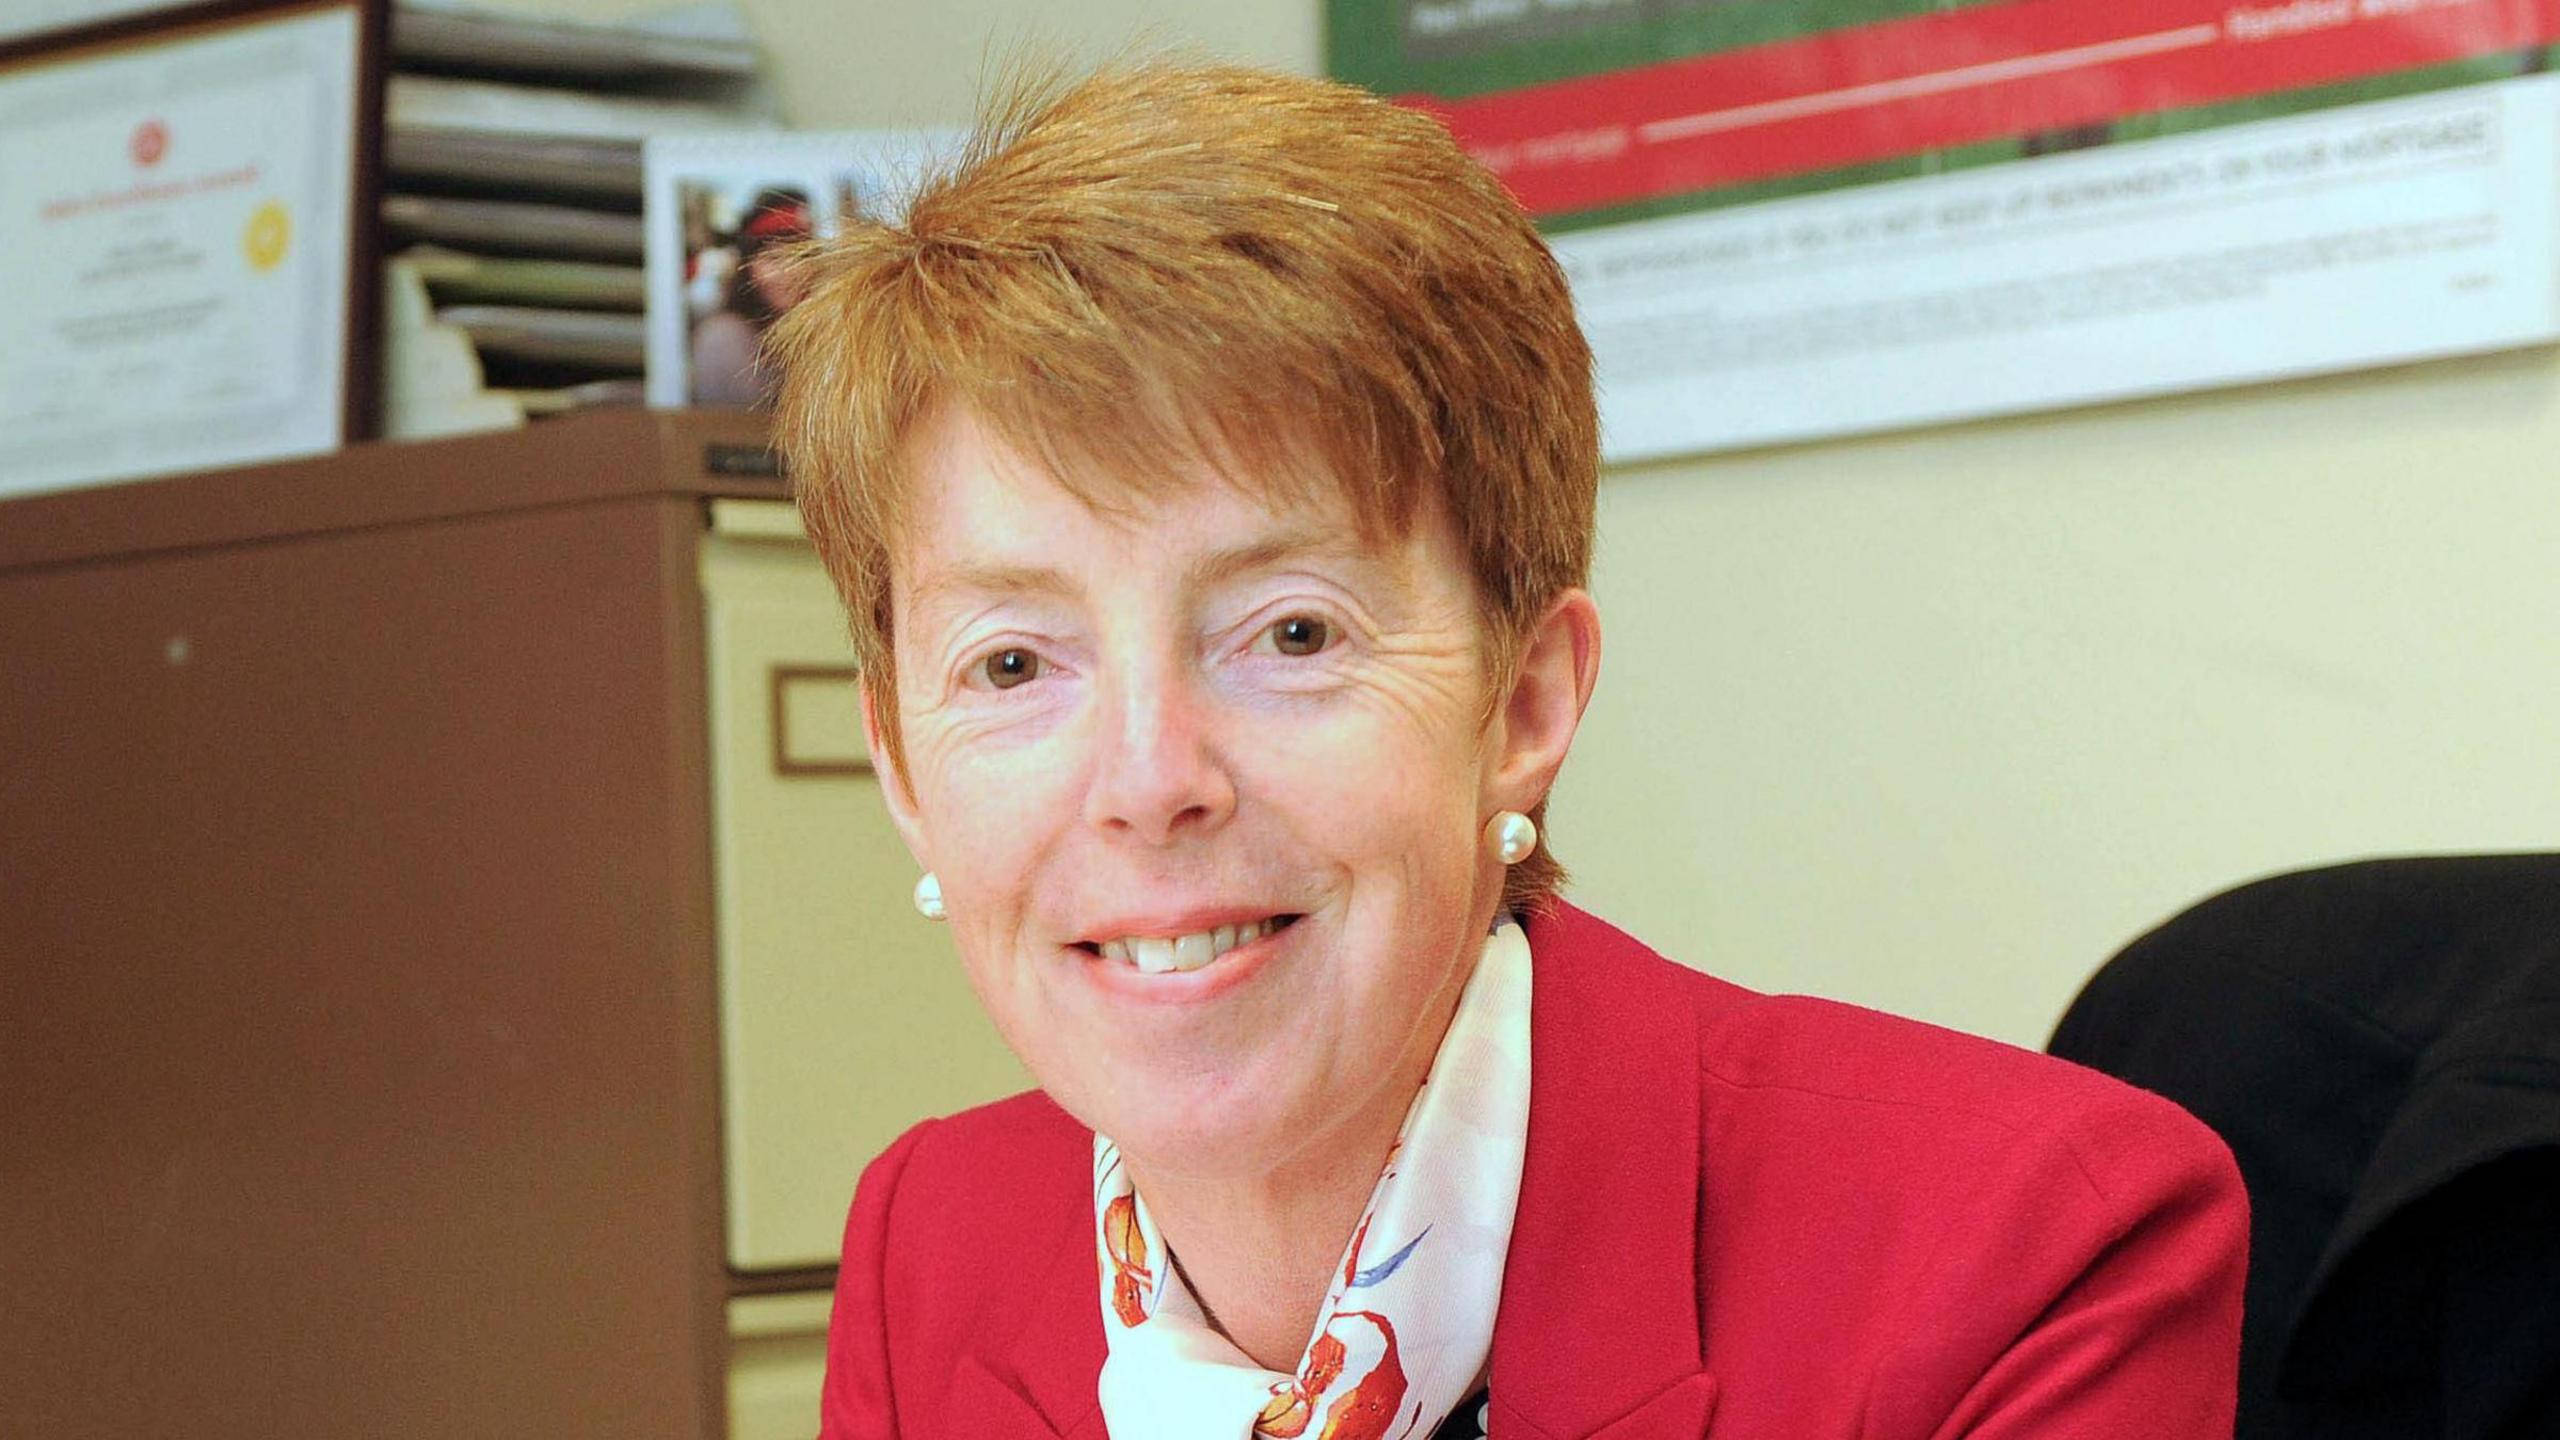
[767,60,1597,908]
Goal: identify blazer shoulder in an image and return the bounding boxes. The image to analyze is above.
[1689,995,2253,1437]
[866,1088,1091,1249]
[1533,900,2235,1203]
[830,1090,1091,1417]
[1708,988,2144,1117]
[1546,916,2251,1436]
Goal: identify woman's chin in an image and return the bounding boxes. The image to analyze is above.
[1016,911,1393,1173]
[1049,1041,1328,1175]
[1092,1101,1323,1184]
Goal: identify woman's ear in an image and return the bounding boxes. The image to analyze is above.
[861,677,932,870]
[1486,589,1602,810]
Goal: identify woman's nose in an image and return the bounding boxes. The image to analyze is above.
[1082,669,1237,846]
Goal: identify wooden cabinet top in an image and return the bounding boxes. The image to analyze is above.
[0,409,788,572]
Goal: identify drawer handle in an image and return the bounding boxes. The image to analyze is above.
[769,665,869,776]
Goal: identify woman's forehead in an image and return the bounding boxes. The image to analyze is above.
[892,406,1458,613]
[902,403,1423,554]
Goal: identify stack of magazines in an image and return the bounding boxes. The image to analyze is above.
[380,0,774,436]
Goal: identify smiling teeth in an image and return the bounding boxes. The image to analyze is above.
[1101,919,1271,975]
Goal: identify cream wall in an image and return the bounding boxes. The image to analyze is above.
[510,0,1320,125]
[523,0,2559,1046]
[1565,352,2560,1045]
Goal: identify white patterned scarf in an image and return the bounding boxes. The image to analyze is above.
[1092,915,1533,1440]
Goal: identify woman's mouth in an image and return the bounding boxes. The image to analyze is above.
[1076,914,1304,975]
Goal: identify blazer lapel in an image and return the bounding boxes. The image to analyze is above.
[950,1152,1111,1439]
[1490,903,1717,1439]
[1488,1375,1719,1440]
[949,1356,1079,1439]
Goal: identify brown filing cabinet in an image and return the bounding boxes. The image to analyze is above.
[0,413,1027,1439]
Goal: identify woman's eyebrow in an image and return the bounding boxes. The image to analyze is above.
[907,529,1383,613]
[1184,529,1379,589]
[910,561,1078,613]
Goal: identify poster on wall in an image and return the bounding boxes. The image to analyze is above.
[1330,0,2560,460]
[0,1,383,501]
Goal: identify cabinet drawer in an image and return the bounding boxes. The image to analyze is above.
[730,1293,831,1440]
[702,501,1030,1272]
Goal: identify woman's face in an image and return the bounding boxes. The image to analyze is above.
[874,406,1522,1183]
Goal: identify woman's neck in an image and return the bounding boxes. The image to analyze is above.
[1124,907,1495,1372]
[1137,1143,1391,1371]
[1130,980,1464,1372]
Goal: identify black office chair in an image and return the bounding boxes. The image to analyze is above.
[2049,854,2560,1440]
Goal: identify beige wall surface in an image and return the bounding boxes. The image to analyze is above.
[522,0,2559,1046]
[1563,350,2560,1045]
[509,0,1318,125]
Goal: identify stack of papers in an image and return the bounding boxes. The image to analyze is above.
[383,195,644,261]
[392,0,760,83]
[400,245,649,309]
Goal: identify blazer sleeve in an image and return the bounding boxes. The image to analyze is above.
[1874,1086,2252,1440]
[819,1119,937,1440]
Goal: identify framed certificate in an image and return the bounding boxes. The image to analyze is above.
[0,4,210,49]
[0,1,387,501]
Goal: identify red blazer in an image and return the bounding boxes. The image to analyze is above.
[821,903,2248,1439]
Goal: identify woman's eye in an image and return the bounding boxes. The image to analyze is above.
[1266,615,1331,657]
[982,647,1042,689]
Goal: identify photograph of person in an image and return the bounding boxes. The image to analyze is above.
[764,60,2251,1440]
[683,181,813,406]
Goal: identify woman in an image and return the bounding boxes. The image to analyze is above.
[767,62,2247,1440]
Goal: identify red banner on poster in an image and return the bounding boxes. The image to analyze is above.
[1411,0,2560,215]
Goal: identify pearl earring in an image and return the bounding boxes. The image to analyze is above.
[912,872,946,921]
[1484,810,1537,866]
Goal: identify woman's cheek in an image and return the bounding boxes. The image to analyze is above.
[1231,690,1461,820]
[938,730,1079,839]
[1248,652,1479,756]
[904,702,1080,867]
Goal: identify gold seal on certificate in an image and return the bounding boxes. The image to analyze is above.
[0,3,378,501]
[245,200,296,272]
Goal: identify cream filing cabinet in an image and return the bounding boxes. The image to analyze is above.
[702,498,1032,1439]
